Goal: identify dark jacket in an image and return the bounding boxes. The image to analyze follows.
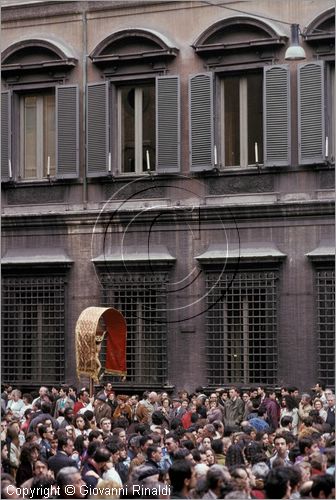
[48,451,78,477]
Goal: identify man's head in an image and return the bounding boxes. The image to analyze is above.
[298,437,319,457]
[165,434,179,455]
[57,466,85,498]
[59,385,69,398]
[33,459,49,477]
[311,474,334,499]
[229,387,239,400]
[280,416,293,430]
[100,418,112,434]
[58,435,74,456]
[257,386,266,397]
[327,395,335,408]
[264,467,291,499]
[168,459,195,493]
[148,392,158,404]
[274,434,289,458]
[92,447,111,471]
[39,386,48,397]
[147,444,162,464]
[78,389,89,403]
[206,464,230,495]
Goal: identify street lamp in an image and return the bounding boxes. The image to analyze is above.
[285,24,306,61]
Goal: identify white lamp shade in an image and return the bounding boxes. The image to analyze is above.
[285,45,306,61]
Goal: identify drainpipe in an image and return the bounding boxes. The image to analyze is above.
[82,9,88,207]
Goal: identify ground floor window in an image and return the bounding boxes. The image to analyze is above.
[101,272,168,384]
[1,275,65,385]
[206,270,278,386]
[316,269,335,387]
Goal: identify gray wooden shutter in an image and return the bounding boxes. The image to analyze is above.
[189,73,213,171]
[156,76,180,173]
[263,65,290,166]
[56,85,79,178]
[1,91,11,182]
[87,82,109,177]
[298,61,325,165]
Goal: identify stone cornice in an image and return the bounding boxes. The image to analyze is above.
[2,199,334,230]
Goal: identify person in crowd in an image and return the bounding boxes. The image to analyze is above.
[270,433,292,468]
[325,394,335,431]
[6,390,25,419]
[313,399,328,422]
[73,388,91,416]
[169,459,196,498]
[54,386,74,419]
[16,442,40,486]
[48,433,77,476]
[94,395,112,426]
[57,466,86,499]
[2,381,335,500]
[280,396,299,436]
[224,387,245,428]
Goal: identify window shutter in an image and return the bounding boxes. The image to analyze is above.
[1,91,11,182]
[56,85,79,178]
[87,82,109,177]
[298,61,325,165]
[189,73,214,171]
[263,65,290,166]
[156,76,180,173]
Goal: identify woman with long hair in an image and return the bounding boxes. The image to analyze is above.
[280,395,299,435]
[16,442,40,486]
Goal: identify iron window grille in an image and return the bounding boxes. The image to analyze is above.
[206,270,278,386]
[316,269,335,387]
[100,272,168,385]
[1,276,66,385]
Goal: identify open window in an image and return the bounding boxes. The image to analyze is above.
[87,29,180,177]
[190,16,290,171]
[1,38,78,183]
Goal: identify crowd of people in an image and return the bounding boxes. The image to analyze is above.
[1,381,335,499]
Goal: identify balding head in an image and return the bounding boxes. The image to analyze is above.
[148,392,158,403]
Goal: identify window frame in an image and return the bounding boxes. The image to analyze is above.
[116,81,156,176]
[205,266,279,387]
[1,272,67,386]
[19,91,56,181]
[99,269,169,386]
[219,70,263,168]
[315,267,335,387]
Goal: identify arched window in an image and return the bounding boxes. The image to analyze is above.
[189,16,290,171]
[87,29,180,177]
[1,38,79,182]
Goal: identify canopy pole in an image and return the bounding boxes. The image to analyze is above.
[89,378,94,398]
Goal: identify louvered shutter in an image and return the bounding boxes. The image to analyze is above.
[1,91,11,182]
[87,82,109,177]
[263,65,290,166]
[156,76,180,173]
[298,61,325,165]
[189,73,213,171]
[56,85,79,178]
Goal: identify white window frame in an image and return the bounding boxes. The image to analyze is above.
[221,75,262,169]
[19,93,55,180]
[118,86,152,175]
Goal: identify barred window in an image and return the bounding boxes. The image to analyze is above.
[101,272,168,385]
[1,276,65,385]
[316,269,335,387]
[206,271,278,386]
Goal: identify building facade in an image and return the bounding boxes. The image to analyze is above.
[1,0,335,393]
